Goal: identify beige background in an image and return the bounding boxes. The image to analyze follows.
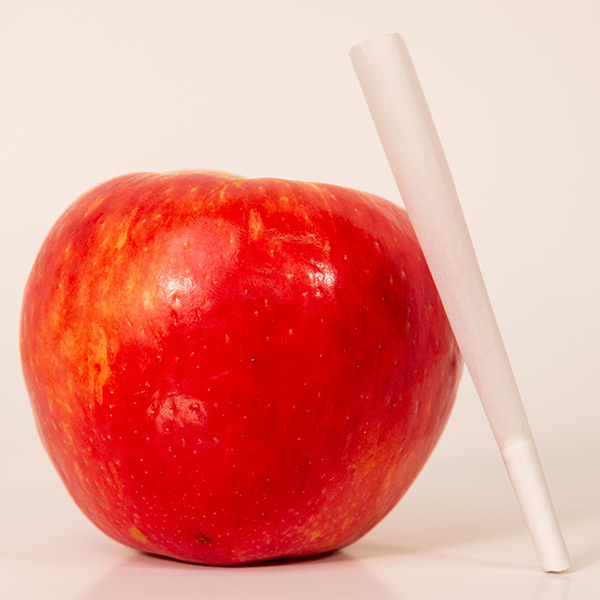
[1,1,599,598]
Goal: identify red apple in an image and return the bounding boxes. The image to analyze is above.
[20,171,461,565]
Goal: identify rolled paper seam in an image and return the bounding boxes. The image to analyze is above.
[349,32,570,572]
[501,438,570,573]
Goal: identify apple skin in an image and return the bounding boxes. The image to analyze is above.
[20,171,461,565]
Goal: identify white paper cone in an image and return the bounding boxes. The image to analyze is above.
[350,32,570,573]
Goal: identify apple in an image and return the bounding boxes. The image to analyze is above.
[20,171,461,565]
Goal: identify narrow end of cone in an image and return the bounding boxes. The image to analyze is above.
[501,439,570,572]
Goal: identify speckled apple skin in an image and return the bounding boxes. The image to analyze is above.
[20,172,461,565]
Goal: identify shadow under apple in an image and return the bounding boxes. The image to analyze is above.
[78,549,401,600]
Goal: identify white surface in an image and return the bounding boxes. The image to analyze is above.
[350,33,569,572]
[1,1,599,598]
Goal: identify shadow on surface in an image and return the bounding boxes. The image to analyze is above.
[78,549,399,600]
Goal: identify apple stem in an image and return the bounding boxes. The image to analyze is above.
[349,32,570,572]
